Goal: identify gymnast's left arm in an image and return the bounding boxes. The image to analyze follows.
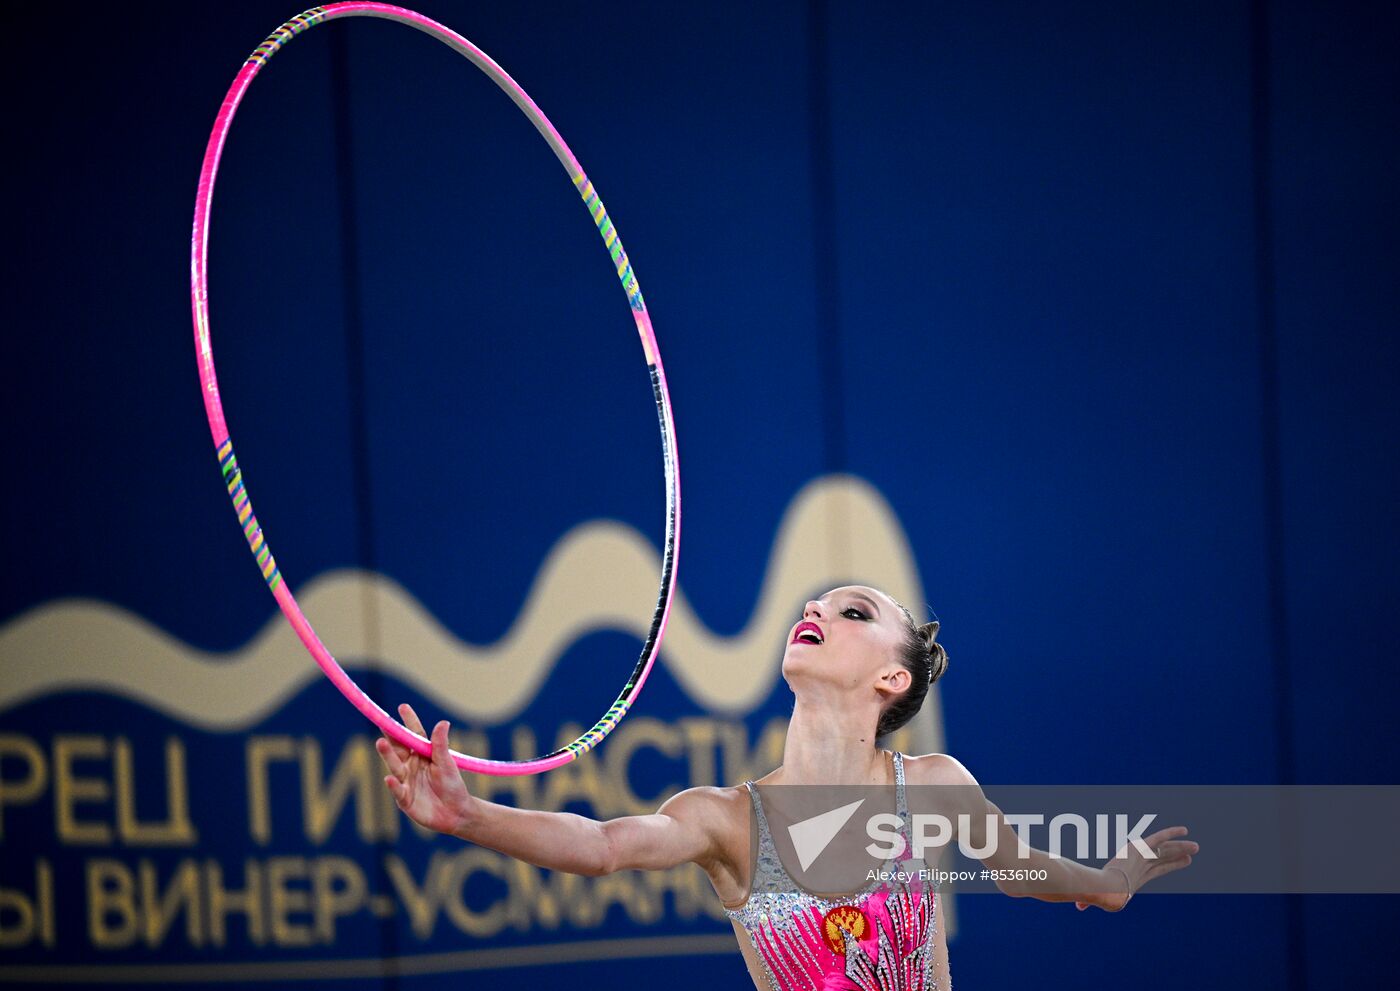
[906,754,1198,911]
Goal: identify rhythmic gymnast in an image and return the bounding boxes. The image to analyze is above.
[198,13,1196,985]
[376,585,1199,990]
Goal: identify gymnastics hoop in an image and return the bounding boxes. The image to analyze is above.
[190,3,680,776]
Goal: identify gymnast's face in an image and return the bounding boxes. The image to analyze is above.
[782,585,910,697]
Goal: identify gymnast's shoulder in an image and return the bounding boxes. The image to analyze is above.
[899,750,981,788]
[647,784,757,871]
[652,783,754,829]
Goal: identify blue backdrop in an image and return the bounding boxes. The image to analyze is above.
[2,1,1396,988]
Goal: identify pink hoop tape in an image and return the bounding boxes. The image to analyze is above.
[192,3,680,775]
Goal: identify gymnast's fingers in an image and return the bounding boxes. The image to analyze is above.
[430,720,457,772]
[1145,854,1194,884]
[398,702,429,738]
[376,736,409,779]
[1144,826,1189,850]
[384,774,408,809]
[1154,839,1200,863]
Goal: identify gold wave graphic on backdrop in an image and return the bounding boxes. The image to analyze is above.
[0,475,939,745]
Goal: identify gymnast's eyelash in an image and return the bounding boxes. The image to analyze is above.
[842,607,868,620]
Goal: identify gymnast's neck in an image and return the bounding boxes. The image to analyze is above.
[769,692,892,787]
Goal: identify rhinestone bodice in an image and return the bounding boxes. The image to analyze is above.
[725,752,941,991]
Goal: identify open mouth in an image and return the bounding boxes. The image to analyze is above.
[791,621,824,646]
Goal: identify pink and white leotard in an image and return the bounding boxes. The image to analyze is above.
[725,751,944,991]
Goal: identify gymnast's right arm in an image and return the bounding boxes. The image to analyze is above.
[375,703,719,876]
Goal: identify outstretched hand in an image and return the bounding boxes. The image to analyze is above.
[1077,825,1199,912]
[375,703,476,837]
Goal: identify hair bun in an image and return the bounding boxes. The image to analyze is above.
[878,599,948,738]
[917,620,949,683]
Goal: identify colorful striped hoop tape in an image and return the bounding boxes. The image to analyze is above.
[191,3,680,775]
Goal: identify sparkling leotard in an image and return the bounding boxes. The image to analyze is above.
[725,752,942,991]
